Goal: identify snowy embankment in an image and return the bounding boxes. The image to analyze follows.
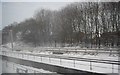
[2,42,119,61]
[2,60,56,73]
[1,49,119,74]
[1,42,119,74]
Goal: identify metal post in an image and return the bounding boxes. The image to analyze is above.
[60,58,62,65]
[49,57,51,63]
[34,55,35,60]
[13,63,14,70]
[25,54,26,59]
[90,61,92,70]
[10,30,13,51]
[17,53,18,58]
[112,64,114,73]
[41,56,42,62]
[11,53,13,57]
[74,60,75,67]
[34,70,36,73]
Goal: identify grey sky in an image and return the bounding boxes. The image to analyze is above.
[1,0,120,30]
[1,0,120,2]
[0,2,2,30]
[2,2,71,29]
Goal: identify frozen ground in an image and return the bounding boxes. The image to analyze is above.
[2,45,118,61]
[1,50,119,74]
[2,42,119,61]
[2,60,56,73]
[1,43,120,74]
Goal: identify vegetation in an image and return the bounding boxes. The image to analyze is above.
[2,2,120,48]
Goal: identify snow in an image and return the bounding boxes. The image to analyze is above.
[1,49,119,74]
[1,43,119,74]
[63,54,118,61]
[2,60,56,73]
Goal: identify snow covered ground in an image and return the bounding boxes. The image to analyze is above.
[1,43,119,74]
[1,50,119,74]
[2,42,119,61]
[2,60,56,73]
[1,46,118,61]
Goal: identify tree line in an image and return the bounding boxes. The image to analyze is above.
[2,2,120,48]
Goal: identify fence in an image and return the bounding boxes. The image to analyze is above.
[1,51,120,74]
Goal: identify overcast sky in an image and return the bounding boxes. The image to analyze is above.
[0,2,2,30]
[2,2,71,29]
[1,0,120,30]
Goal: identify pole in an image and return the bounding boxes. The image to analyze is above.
[10,30,13,51]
